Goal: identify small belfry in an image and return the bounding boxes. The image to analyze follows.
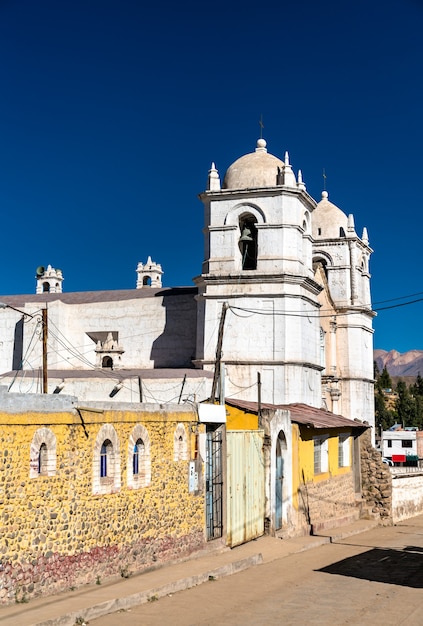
[136,256,163,288]
[95,332,125,369]
[35,265,63,294]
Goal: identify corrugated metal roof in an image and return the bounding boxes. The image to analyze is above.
[225,398,369,430]
[0,286,197,306]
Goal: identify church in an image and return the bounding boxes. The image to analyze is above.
[0,137,375,430]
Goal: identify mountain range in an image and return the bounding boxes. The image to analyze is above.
[374,349,423,377]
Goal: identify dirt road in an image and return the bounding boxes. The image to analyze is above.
[90,517,423,625]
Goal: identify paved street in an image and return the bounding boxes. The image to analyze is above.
[91,518,423,626]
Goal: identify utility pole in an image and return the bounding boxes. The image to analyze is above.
[210,303,228,403]
[42,308,48,394]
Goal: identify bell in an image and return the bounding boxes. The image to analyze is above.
[239,226,254,242]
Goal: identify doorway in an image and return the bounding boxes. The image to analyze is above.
[275,431,286,530]
[205,428,223,540]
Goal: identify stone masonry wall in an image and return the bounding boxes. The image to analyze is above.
[0,404,205,605]
[299,472,357,532]
[360,429,392,523]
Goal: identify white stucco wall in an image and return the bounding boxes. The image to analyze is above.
[392,473,423,523]
[0,290,198,376]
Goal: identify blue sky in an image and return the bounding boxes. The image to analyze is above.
[0,0,422,353]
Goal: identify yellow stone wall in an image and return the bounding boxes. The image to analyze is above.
[0,406,205,604]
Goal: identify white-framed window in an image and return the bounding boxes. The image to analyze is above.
[93,424,120,495]
[338,433,350,468]
[313,436,328,474]
[29,428,57,478]
[127,424,151,489]
[174,423,188,461]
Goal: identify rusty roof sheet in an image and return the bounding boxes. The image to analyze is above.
[225,398,369,430]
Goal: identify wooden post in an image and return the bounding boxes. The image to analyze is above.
[178,374,187,404]
[210,303,228,403]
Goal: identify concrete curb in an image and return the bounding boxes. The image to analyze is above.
[32,554,263,626]
[5,519,380,626]
[316,519,380,543]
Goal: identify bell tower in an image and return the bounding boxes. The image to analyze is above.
[35,265,63,294]
[312,191,375,430]
[136,256,163,288]
[195,139,323,407]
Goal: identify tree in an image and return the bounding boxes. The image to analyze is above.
[413,372,423,397]
[395,380,417,427]
[375,388,395,431]
[378,366,392,391]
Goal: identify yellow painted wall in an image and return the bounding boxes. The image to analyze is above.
[292,424,356,526]
[225,405,259,430]
[294,425,353,484]
[0,406,205,604]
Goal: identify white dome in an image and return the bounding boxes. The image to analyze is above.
[222,139,284,190]
[312,191,348,239]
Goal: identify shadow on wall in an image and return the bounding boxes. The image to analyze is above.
[12,318,24,370]
[150,288,197,368]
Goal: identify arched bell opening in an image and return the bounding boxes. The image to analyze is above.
[312,256,329,279]
[238,215,258,270]
[102,356,113,369]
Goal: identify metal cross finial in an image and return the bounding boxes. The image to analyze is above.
[259,114,264,139]
[322,168,327,191]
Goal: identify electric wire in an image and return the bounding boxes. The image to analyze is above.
[4,284,423,400]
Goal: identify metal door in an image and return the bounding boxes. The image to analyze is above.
[227,430,265,547]
[206,429,223,540]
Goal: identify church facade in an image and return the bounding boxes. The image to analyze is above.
[0,138,375,430]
